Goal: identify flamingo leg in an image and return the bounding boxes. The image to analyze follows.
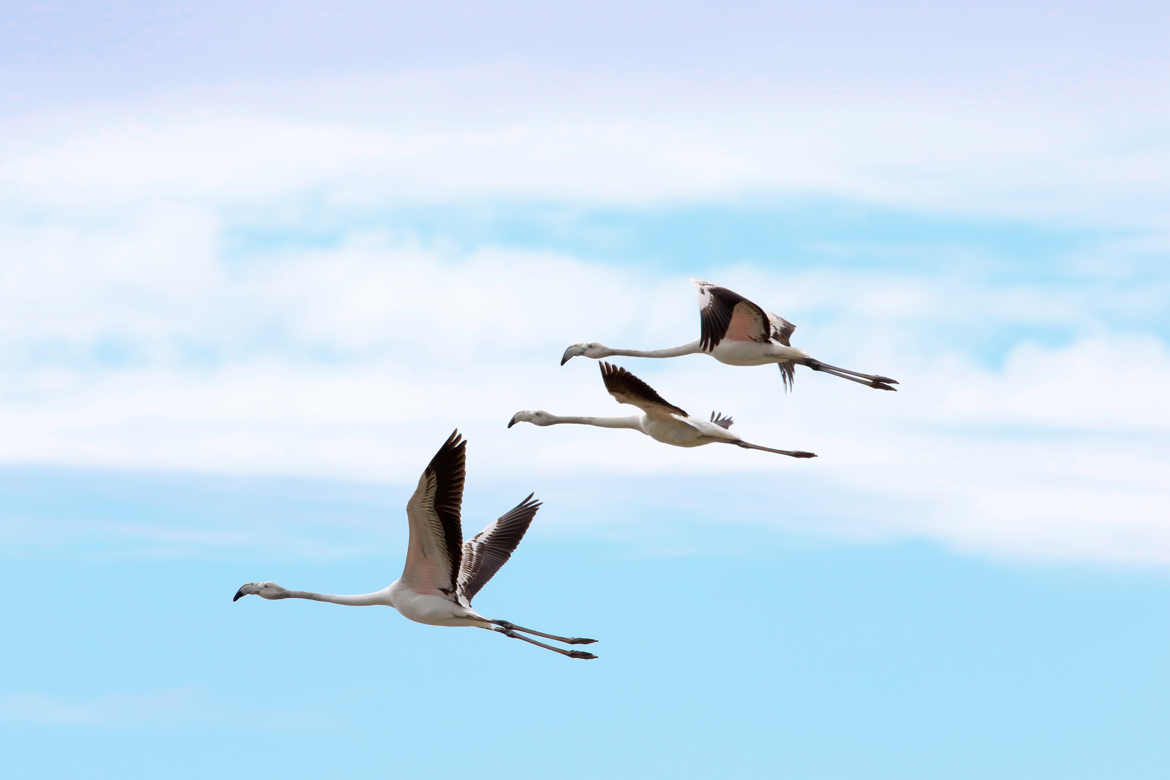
[495,626,597,659]
[733,441,817,458]
[804,359,898,390]
[491,619,597,645]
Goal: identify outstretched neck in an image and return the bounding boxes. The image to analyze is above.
[603,340,701,359]
[283,588,392,607]
[545,414,642,429]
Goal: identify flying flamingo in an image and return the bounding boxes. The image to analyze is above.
[509,361,816,458]
[561,279,898,392]
[233,431,597,660]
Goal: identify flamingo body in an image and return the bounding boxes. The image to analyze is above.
[387,582,486,627]
[234,431,598,659]
[710,339,807,367]
[560,279,897,392]
[509,362,816,458]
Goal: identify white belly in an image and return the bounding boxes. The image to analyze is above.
[641,416,708,447]
[711,340,804,366]
[390,583,484,627]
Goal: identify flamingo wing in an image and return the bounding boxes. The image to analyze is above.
[402,430,466,599]
[599,362,689,419]
[767,312,796,345]
[767,312,798,391]
[693,280,771,351]
[710,411,735,430]
[456,494,541,606]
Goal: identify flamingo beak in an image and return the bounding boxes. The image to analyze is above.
[507,414,518,428]
[232,587,246,602]
[560,345,582,365]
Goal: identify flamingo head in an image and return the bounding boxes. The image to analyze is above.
[560,342,608,364]
[508,410,556,428]
[233,581,290,601]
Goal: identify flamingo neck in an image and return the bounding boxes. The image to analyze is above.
[545,415,642,429]
[603,340,701,359]
[283,588,393,607]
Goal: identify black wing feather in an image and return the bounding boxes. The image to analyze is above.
[457,494,541,605]
[698,284,770,352]
[600,362,688,417]
[778,361,795,392]
[423,429,467,593]
[769,313,796,345]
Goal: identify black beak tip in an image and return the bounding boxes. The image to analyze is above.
[559,356,569,366]
[507,417,516,428]
[232,589,244,602]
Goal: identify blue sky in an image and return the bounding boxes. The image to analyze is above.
[3,2,1170,778]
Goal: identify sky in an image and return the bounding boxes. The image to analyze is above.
[2,2,1169,778]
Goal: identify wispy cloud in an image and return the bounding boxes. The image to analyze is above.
[3,68,1170,227]
[0,222,1167,563]
[2,59,1168,566]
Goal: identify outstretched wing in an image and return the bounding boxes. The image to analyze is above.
[767,312,796,345]
[710,411,734,430]
[600,362,688,418]
[693,279,771,352]
[402,430,466,599]
[456,494,541,606]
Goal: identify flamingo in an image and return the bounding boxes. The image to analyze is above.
[233,431,597,660]
[509,361,816,458]
[561,279,898,392]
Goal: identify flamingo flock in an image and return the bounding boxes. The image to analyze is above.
[234,280,897,659]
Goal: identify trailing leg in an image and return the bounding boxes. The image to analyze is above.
[492,619,597,645]
[803,358,898,391]
[734,440,816,458]
[494,626,597,659]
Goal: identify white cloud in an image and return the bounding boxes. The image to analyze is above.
[2,68,1169,228]
[2,66,1169,566]
[0,213,1168,564]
